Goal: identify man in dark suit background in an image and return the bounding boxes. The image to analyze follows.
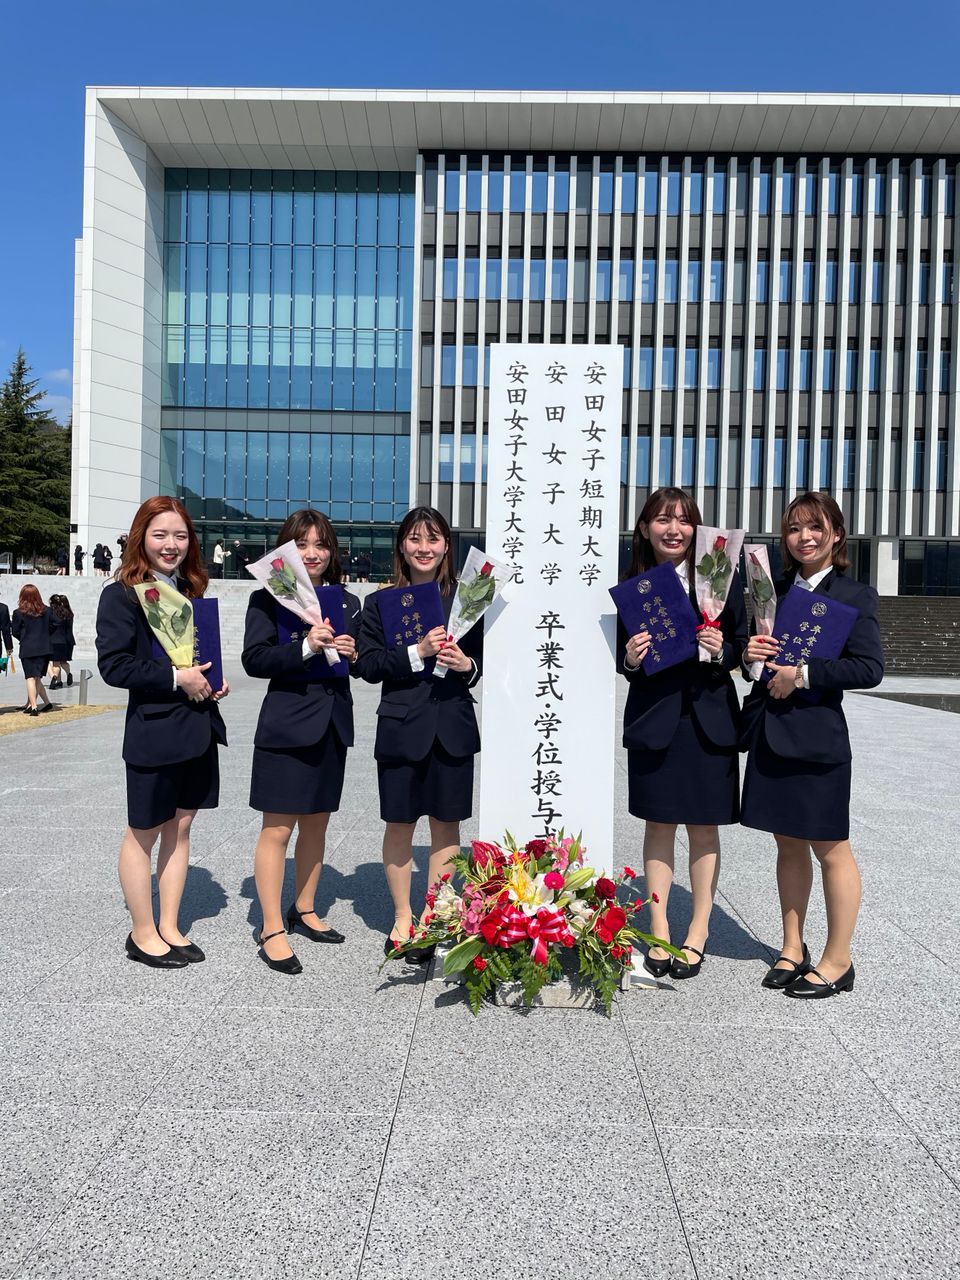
[0,596,14,672]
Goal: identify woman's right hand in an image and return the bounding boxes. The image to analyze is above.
[625,630,652,668]
[306,622,335,653]
[176,662,213,701]
[417,626,447,659]
[744,634,780,664]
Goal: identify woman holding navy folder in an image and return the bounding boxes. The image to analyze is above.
[242,510,360,975]
[96,497,228,969]
[741,492,883,998]
[617,487,746,981]
[357,507,482,962]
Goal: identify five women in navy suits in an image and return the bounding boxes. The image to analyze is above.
[742,492,884,998]
[96,496,229,969]
[242,510,360,974]
[357,507,482,960]
[618,488,746,981]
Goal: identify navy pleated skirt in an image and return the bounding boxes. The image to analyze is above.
[377,738,474,823]
[249,728,348,815]
[21,655,51,679]
[126,741,220,829]
[741,727,851,841]
[627,710,740,826]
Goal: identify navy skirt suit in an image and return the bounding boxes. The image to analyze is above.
[618,571,747,825]
[11,608,52,679]
[241,588,361,815]
[50,613,76,661]
[357,585,483,823]
[96,581,227,829]
[739,570,884,842]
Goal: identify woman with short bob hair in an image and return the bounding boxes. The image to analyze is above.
[96,496,228,969]
[741,491,884,998]
[357,506,482,962]
[12,584,54,716]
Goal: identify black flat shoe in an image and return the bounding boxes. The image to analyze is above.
[286,905,345,943]
[784,963,855,999]
[257,928,302,975]
[670,943,705,980]
[404,943,436,965]
[125,932,188,969]
[761,943,811,989]
[159,932,205,964]
[66,673,74,687]
[643,948,672,979]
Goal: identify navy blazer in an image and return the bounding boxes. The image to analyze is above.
[617,570,747,752]
[739,570,884,764]
[49,612,76,655]
[96,581,227,768]
[0,602,12,652]
[357,584,483,764]
[242,587,361,749]
[11,608,52,659]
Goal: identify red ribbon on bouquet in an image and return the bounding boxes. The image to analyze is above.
[695,612,722,633]
[499,905,568,966]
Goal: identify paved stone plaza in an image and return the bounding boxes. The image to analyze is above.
[1,664,958,1279]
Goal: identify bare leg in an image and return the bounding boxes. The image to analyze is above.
[254,813,297,961]
[809,838,861,983]
[293,811,332,927]
[772,834,814,971]
[426,817,461,903]
[118,824,167,954]
[382,820,417,941]
[156,810,196,945]
[25,675,39,709]
[643,821,678,959]
[682,823,721,958]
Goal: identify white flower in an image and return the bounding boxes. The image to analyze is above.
[431,882,462,924]
[567,897,594,936]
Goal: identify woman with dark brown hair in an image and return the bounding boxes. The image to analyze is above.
[357,506,483,961]
[11,585,54,716]
[48,594,76,689]
[241,509,360,975]
[96,497,229,970]
[741,492,883,998]
[618,487,746,981]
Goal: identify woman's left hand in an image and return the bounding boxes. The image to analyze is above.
[435,636,472,674]
[698,627,724,657]
[333,634,357,660]
[212,680,230,701]
[765,662,797,700]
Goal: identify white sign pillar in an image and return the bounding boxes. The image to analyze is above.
[480,344,622,874]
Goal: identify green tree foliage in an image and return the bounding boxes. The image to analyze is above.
[0,350,71,568]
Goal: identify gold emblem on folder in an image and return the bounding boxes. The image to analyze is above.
[637,579,651,594]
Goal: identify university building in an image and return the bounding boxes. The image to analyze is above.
[71,88,960,592]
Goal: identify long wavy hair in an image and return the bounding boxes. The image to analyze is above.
[275,509,342,584]
[780,491,850,573]
[392,506,456,596]
[115,497,208,598]
[17,584,45,617]
[628,486,702,576]
[49,594,74,622]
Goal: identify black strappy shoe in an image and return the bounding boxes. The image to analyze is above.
[784,963,855,999]
[257,928,302,975]
[761,942,811,989]
[670,943,705,980]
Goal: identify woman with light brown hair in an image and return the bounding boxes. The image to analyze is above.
[11,585,54,716]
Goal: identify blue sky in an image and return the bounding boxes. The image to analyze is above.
[2,0,958,422]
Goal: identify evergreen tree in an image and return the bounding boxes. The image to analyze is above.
[0,350,71,569]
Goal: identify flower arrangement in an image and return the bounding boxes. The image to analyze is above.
[383,832,680,1015]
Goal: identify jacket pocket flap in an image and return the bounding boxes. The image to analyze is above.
[376,701,409,720]
[141,705,178,720]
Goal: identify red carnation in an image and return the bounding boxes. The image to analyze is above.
[651,892,660,904]
[714,535,727,551]
[271,557,285,571]
[480,561,493,576]
[622,865,637,879]
[595,877,616,901]
[472,956,487,972]
[611,945,625,959]
[600,905,627,935]
[544,871,565,891]
[144,587,160,604]
[440,872,451,882]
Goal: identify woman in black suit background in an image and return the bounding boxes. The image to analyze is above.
[49,594,76,689]
[242,510,360,975]
[618,487,746,980]
[742,492,883,999]
[357,507,482,961]
[12,585,55,716]
[96,496,229,969]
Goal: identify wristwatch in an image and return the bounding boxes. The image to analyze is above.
[794,660,805,688]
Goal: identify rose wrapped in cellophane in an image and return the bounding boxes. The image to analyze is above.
[743,544,778,680]
[134,580,195,668]
[693,526,745,661]
[245,540,338,667]
[433,546,512,679]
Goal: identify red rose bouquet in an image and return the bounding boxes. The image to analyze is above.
[245,539,339,667]
[434,545,512,679]
[693,525,745,661]
[383,832,681,1014]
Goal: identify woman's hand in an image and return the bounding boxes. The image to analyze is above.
[625,630,651,668]
[698,626,724,658]
[306,622,335,653]
[435,636,472,674]
[745,634,780,664]
[766,662,798,700]
[176,662,213,701]
[417,626,447,659]
[212,679,230,701]
[332,634,357,661]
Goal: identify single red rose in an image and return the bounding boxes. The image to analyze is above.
[440,872,451,882]
[611,945,624,959]
[600,905,627,935]
[144,587,160,604]
[748,550,761,566]
[480,561,494,576]
[271,557,285,571]
[714,535,727,551]
[595,877,616,901]
[622,865,637,879]
[472,956,487,971]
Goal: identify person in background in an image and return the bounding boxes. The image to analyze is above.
[11,585,55,717]
[92,544,107,577]
[55,546,68,576]
[231,539,249,579]
[73,545,85,575]
[212,540,230,579]
[48,594,76,689]
[117,533,128,562]
[0,593,13,672]
[102,545,113,576]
